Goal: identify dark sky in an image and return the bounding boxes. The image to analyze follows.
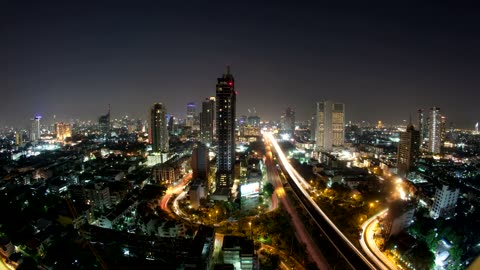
[2,2,479,128]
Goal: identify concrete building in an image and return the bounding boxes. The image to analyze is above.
[55,122,72,141]
[383,201,415,240]
[152,164,176,185]
[430,184,459,219]
[192,143,209,180]
[281,107,295,138]
[314,101,345,152]
[186,102,196,128]
[397,124,420,177]
[200,97,215,146]
[31,115,41,142]
[150,103,169,153]
[189,179,206,209]
[215,66,236,190]
[428,107,442,154]
[222,236,254,270]
[85,182,111,211]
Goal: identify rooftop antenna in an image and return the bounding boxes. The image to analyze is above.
[226,65,230,75]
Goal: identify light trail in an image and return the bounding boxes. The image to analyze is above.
[359,209,396,270]
[265,132,379,270]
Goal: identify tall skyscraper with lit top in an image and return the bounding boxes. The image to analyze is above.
[215,66,236,189]
[31,115,41,142]
[150,103,169,153]
[428,107,442,154]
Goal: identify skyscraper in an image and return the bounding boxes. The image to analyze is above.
[281,107,295,138]
[200,97,215,146]
[417,109,426,143]
[98,106,111,137]
[191,143,209,181]
[186,102,196,128]
[150,103,169,153]
[215,66,236,189]
[55,122,72,141]
[31,115,41,142]
[397,123,420,177]
[428,107,442,154]
[314,101,345,152]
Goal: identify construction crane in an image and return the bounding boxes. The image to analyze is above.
[65,197,108,270]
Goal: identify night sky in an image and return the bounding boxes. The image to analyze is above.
[2,2,479,128]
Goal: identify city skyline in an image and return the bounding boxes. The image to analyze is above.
[2,3,480,128]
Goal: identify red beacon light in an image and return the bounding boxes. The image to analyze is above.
[228,81,233,86]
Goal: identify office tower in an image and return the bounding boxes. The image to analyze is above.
[98,106,111,137]
[167,114,175,135]
[55,122,72,141]
[191,143,209,180]
[397,123,420,177]
[216,66,236,189]
[247,115,260,127]
[440,115,447,141]
[314,101,345,152]
[30,115,41,142]
[281,107,295,138]
[417,109,426,143]
[200,97,215,146]
[186,102,196,127]
[150,103,169,153]
[15,132,23,145]
[428,107,442,154]
[430,184,459,219]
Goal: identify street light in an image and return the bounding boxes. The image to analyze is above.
[215,210,219,223]
[248,221,252,239]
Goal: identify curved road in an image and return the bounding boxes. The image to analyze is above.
[160,173,192,216]
[360,209,398,270]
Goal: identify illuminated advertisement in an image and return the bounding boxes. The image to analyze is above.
[241,182,260,196]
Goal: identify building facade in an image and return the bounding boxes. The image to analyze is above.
[55,122,72,141]
[186,102,196,128]
[314,101,345,152]
[215,67,236,189]
[200,97,215,146]
[430,184,459,219]
[150,103,169,153]
[31,115,41,142]
[428,107,442,154]
[397,124,420,177]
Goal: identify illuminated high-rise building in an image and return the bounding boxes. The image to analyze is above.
[150,103,169,153]
[417,109,427,143]
[430,184,459,219]
[186,102,196,127]
[314,101,345,152]
[215,66,236,189]
[428,107,442,154]
[200,97,215,146]
[281,107,295,138]
[98,106,111,137]
[247,115,260,127]
[397,123,420,177]
[55,122,72,141]
[30,115,41,142]
[191,143,209,181]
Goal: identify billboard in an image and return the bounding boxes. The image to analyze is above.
[241,182,260,197]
